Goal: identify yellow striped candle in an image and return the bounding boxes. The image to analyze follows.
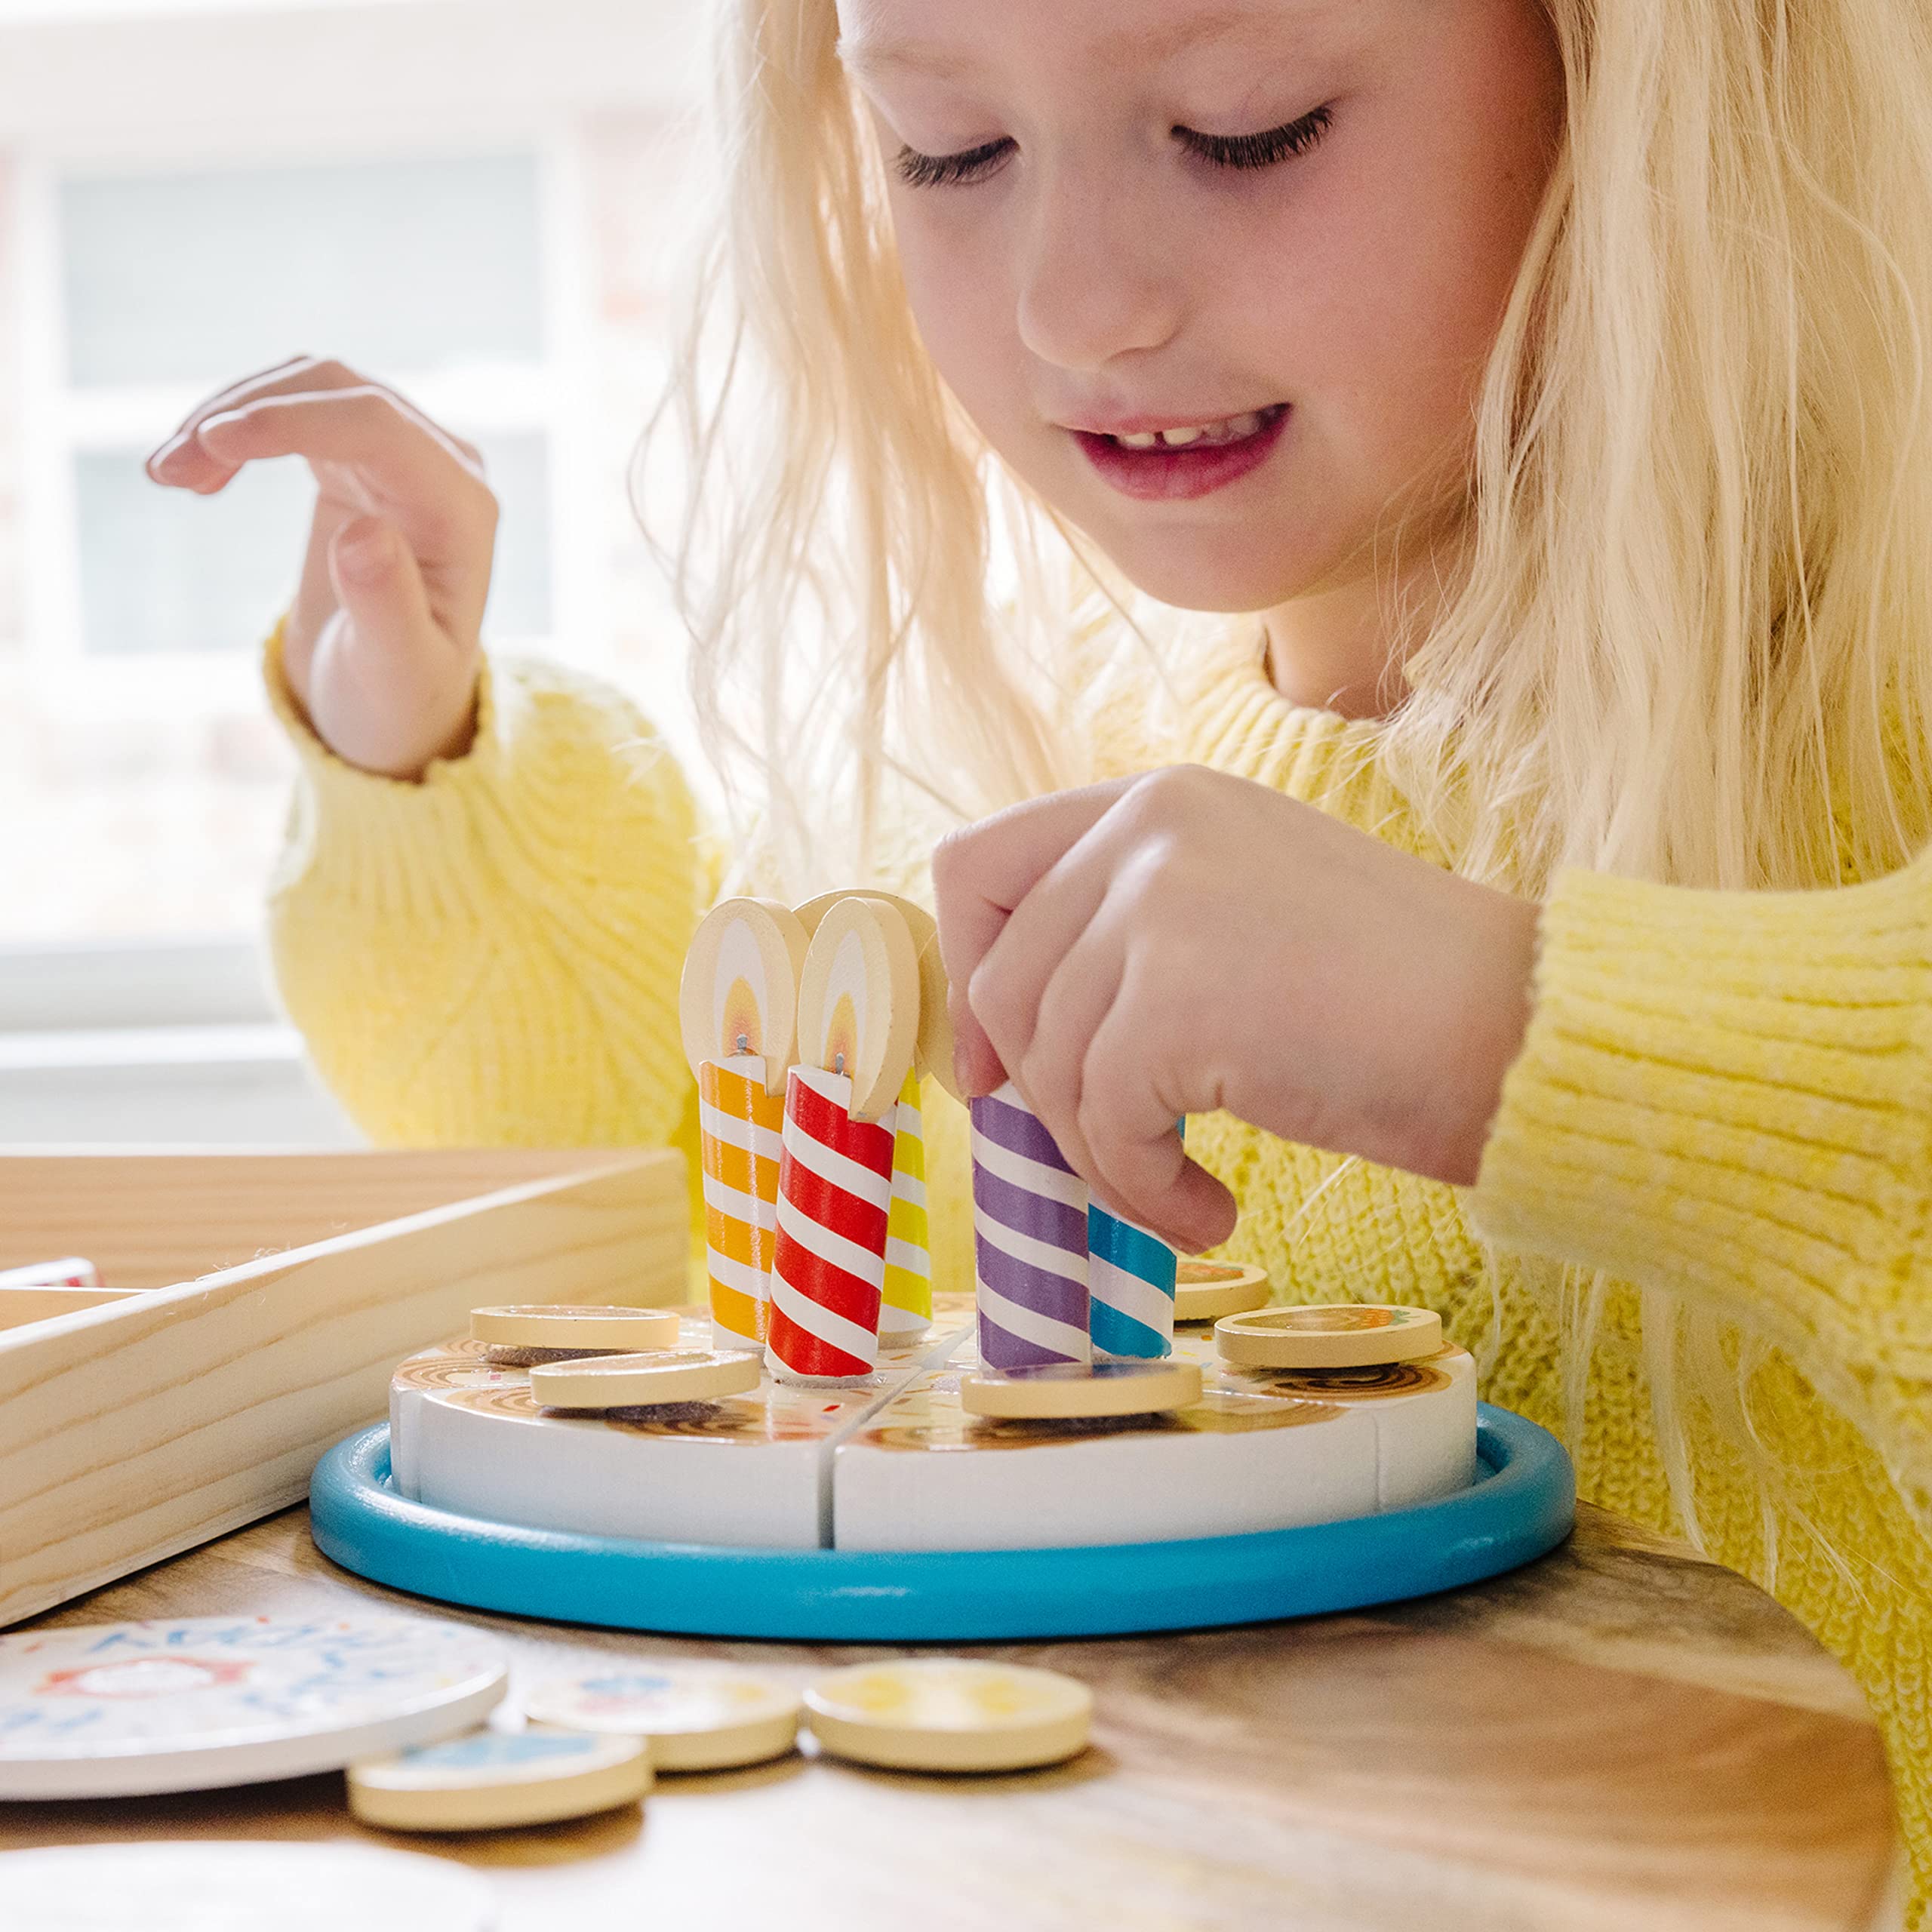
[880,1068,931,1344]
[699,1053,786,1348]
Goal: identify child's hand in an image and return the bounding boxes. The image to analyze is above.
[931,766,1540,1252]
[145,355,497,780]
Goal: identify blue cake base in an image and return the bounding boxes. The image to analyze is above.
[308,1404,1574,1641]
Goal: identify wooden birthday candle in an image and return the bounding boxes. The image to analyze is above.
[1088,1206,1180,1359]
[764,896,921,1386]
[792,891,958,1349]
[880,1066,931,1344]
[970,1082,1093,1369]
[882,918,960,1343]
[1087,1119,1185,1360]
[678,897,811,1351]
[972,1098,1185,1368]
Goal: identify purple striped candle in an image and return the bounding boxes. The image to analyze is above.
[969,1080,1091,1369]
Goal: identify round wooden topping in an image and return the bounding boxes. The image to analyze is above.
[0,1616,508,1798]
[1173,1260,1271,1323]
[679,897,811,1095]
[523,1665,801,1772]
[0,1842,498,1931]
[347,1725,650,1832]
[1214,1302,1443,1369]
[528,1348,762,1410]
[958,1357,1203,1420]
[804,1658,1093,1774]
[469,1304,681,1354]
[794,895,921,1121]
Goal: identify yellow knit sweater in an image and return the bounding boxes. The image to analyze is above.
[263,619,1932,1918]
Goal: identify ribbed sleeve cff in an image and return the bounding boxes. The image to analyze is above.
[261,619,715,1163]
[1467,854,1932,1532]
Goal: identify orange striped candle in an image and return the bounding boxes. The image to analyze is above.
[698,1053,786,1348]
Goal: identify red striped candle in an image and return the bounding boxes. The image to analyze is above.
[764,1063,898,1385]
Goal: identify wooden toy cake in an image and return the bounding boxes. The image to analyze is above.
[312,891,1575,1641]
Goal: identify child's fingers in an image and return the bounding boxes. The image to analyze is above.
[945,976,1007,1100]
[283,495,370,705]
[147,355,485,494]
[315,516,478,778]
[1080,1003,1235,1254]
[325,515,440,667]
[930,777,1135,1095]
[964,829,1112,1100]
[152,362,496,744]
[196,389,497,565]
[144,352,315,491]
[1005,906,1124,1196]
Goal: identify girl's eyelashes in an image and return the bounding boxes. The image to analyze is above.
[894,138,1011,191]
[1187,104,1334,173]
[890,103,1335,191]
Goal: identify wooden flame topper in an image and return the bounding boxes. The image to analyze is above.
[679,897,812,1349]
[792,897,921,1123]
[793,890,958,1103]
[793,891,943,1345]
[763,898,921,1383]
[678,898,811,1098]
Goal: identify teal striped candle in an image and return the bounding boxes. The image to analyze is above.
[1088,1118,1183,1359]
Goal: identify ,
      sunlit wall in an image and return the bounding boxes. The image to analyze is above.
[0,0,710,944]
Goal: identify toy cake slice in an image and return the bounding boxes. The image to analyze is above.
[389,1296,975,1549]
[1186,1326,1479,1509]
[832,1325,1475,1552]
